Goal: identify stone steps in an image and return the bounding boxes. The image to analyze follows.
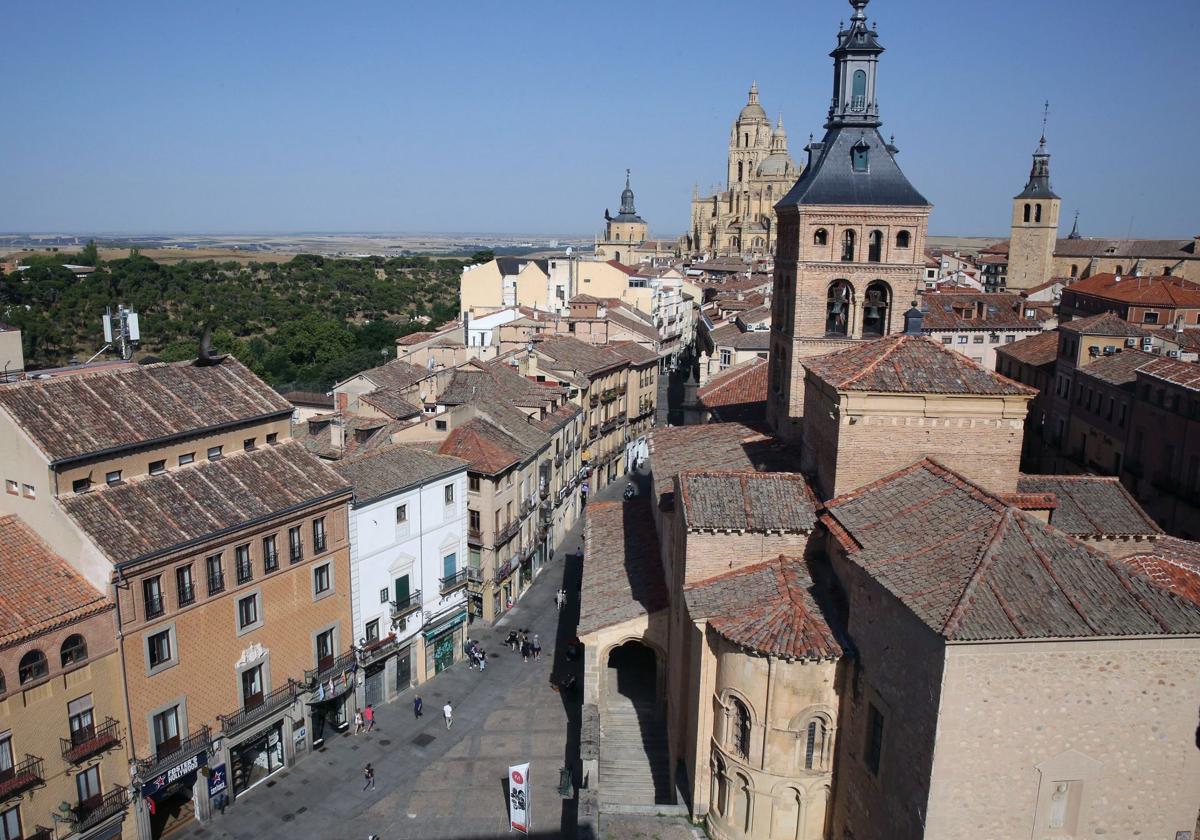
[598,703,673,807]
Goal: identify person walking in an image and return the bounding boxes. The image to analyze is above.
[521,639,531,663]
[362,763,376,791]
[413,695,423,719]
[443,700,453,729]
[364,704,375,732]
[532,634,541,659]
[353,710,365,735]
[479,650,487,672]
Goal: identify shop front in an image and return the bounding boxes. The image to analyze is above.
[423,610,467,677]
[306,673,354,750]
[132,730,214,840]
[216,678,301,803]
[230,721,285,795]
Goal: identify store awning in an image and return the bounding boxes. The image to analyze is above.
[422,609,467,641]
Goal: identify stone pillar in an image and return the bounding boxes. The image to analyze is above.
[384,655,398,703]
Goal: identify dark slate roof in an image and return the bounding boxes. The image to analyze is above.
[1052,238,1198,260]
[823,460,1200,640]
[995,329,1060,368]
[678,471,818,532]
[1120,538,1200,608]
[333,444,467,505]
[281,390,335,408]
[1059,312,1152,338]
[1075,349,1156,388]
[61,441,351,566]
[1138,356,1200,391]
[803,335,1035,396]
[0,514,112,648]
[496,257,549,277]
[1016,475,1161,538]
[684,557,845,660]
[730,330,771,351]
[0,357,292,464]
[777,127,930,209]
[578,499,668,635]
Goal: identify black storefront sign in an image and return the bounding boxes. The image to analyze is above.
[141,751,207,800]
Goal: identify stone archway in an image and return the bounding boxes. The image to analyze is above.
[606,639,658,709]
[599,640,672,807]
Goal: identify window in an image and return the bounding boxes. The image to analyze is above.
[868,230,883,262]
[0,669,5,695]
[241,664,264,708]
[826,280,853,336]
[469,509,481,532]
[364,620,380,644]
[435,419,448,431]
[730,699,751,759]
[1034,203,1042,223]
[851,68,867,110]
[941,336,952,345]
[312,517,327,552]
[76,764,102,809]
[3,480,15,496]
[444,484,454,505]
[72,477,91,493]
[152,706,180,757]
[243,437,256,452]
[972,335,984,344]
[235,544,253,584]
[841,229,856,262]
[207,445,223,461]
[266,433,278,445]
[178,452,195,466]
[206,553,224,595]
[313,563,331,597]
[68,694,95,744]
[443,552,458,581]
[957,335,969,344]
[105,470,122,486]
[18,650,48,685]
[149,459,166,476]
[468,475,480,492]
[805,717,829,770]
[1023,203,1031,223]
[61,634,88,667]
[719,349,732,367]
[865,704,884,775]
[379,587,389,604]
[237,593,259,631]
[263,535,279,573]
[988,333,1000,344]
[1143,311,1159,324]
[395,504,408,524]
[147,629,173,671]
[896,230,911,249]
[1,805,22,840]
[176,565,195,606]
[851,139,869,173]
[0,734,11,777]
[813,228,828,246]
[289,526,303,563]
[141,575,164,619]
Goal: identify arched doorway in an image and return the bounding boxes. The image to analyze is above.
[601,641,671,805]
[607,640,657,707]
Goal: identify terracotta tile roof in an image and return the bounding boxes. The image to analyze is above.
[605,260,637,275]
[1075,348,1155,387]
[535,337,628,379]
[1119,537,1200,607]
[396,331,437,345]
[1016,475,1161,537]
[352,358,434,391]
[437,417,524,475]
[359,389,422,420]
[609,341,659,366]
[60,441,350,566]
[1064,273,1200,307]
[803,335,1035,396]
[995,329,1060,367]
[281,390,335,408]
[333,443,467,505]
[0,514,112,648]
[1151,327,1200,352]
[291,412,407,461]
[823,460,1200,640]
[648,423,799,511]
[0,357,292,464]
[730,330,771,351]
[578,499,668,635]
[696,357,768,425]
[1059,312,1152,337]
[684,557,845,660]
[678,471,818,532]
[919,293,1035,330]
[531,403,582,435]
[1137,356,1200,391]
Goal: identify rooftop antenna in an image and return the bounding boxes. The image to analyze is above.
[99,304,140,361]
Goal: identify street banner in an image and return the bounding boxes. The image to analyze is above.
[508,762,530,834]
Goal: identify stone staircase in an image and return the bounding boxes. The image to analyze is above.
[598,697,683,814]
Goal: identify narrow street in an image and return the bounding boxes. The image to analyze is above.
[175,489,602,840]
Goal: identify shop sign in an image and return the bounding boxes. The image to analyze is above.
[508,762,530,834]
[207,764,228,797]
[143,751,207,798]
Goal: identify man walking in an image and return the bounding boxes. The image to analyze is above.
[413,695,423,719]
[362,763,376,791]
[443,700,453,729]
[364,703,375,732]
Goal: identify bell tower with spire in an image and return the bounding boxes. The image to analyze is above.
[1007,103,1062,291]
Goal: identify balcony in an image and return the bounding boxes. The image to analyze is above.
[467,526,483,547]
[61,717,122,764]
[601,418,620,435]
[440,568,471,595]
[467,566,484,585]
[600,389,619,404]
[589,394,599,408]
[72,785,130,834]
[206,572,225,597]
[391,589,422,621]
[134,726,211,782]
[144,594,164,620]
[496,519,520,545]
[263,550,280,573]
[305,649,358,689]
[0,754,43,801]
[177,583,195,607]
[588,425,598,440]
[520,497,536,518]
[358,633,404,667]
[218,680,299,736]
[493,559,515,585]
[554,451,564,467]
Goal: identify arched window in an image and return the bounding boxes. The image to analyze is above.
[841,229,856,262]
[863,280,892,337]
[743,133,749,148]
[1023,203,1031,223]
[730,698,751,759]
[614,251,621,263]
[61,634,88,667]
[868,230,883,263]
[1070,264,1079,277]
[805,717,830,770]
[814,228,828,247]
[851,69,867,111]
[711,753,728,816]
[1035,204,1043,223]
[0,669,5,696]
[826,280,853,336]
[19,650,48,685]
[895,230,911,249]
[736,773,753,832]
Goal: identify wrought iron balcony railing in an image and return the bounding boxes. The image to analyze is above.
[61,717,122,764]
[72,785,130,833]
[440,569,470,594]
[0,754,43,801]
[218,680,299,736]
[134,726,212,781]
[391,590,422,620]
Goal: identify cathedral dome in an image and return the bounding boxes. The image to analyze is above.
[738,81,768,123]
[758,152,794,178]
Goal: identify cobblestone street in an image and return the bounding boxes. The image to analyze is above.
[176,494,596,840]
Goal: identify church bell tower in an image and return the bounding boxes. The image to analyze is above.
[1007,107,1061,291]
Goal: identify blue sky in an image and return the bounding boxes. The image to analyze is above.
[2,0,1197,238]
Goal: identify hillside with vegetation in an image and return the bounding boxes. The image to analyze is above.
[0,245,485,388]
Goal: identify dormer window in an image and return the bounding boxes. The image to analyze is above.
[851,137,870,173]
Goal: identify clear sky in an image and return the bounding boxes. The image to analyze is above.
[2,0,1197,239]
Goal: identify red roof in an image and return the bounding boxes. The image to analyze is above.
[437,418,522,475]
[1064,273,1200,307]
[697,357,768,418]
[605,260,637,276]
[1120,538,1200,608]
[995,329,1060,367]
[1137,356,1200,391]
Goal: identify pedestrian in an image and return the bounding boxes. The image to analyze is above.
[362,763,376,791]
[364,704,375,732]
[413,695,423,719]
[354,710,365,735]
[479,650,487,671]
[443,700,453,729]
[532,634,541,659]
[521,639,531,663]
[558,588,567,609]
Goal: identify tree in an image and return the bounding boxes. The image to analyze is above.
[470,249,495,264]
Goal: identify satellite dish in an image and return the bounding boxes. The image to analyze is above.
[566,247,573,257]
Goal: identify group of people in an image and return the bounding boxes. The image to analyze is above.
[504,628,541,661]
[465,638,488,671]
[352,703,376,735]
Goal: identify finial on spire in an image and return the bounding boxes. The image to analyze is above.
[1068,210,1081,239]
[749,80,759,101]
[625,167,631,188]
[1040,100,1050,145]
[850,0,869,23]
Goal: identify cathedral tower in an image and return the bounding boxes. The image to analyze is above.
[766,0,932,440]
[595,170,649,264]
[1006,118,1061,291]
[728,82,773,190]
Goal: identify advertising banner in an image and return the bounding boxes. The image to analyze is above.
[508,762,530,834]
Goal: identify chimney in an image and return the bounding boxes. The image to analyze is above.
[330,417,345,451]
[903,302,924,336]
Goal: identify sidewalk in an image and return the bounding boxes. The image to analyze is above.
[176,486,598,840]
